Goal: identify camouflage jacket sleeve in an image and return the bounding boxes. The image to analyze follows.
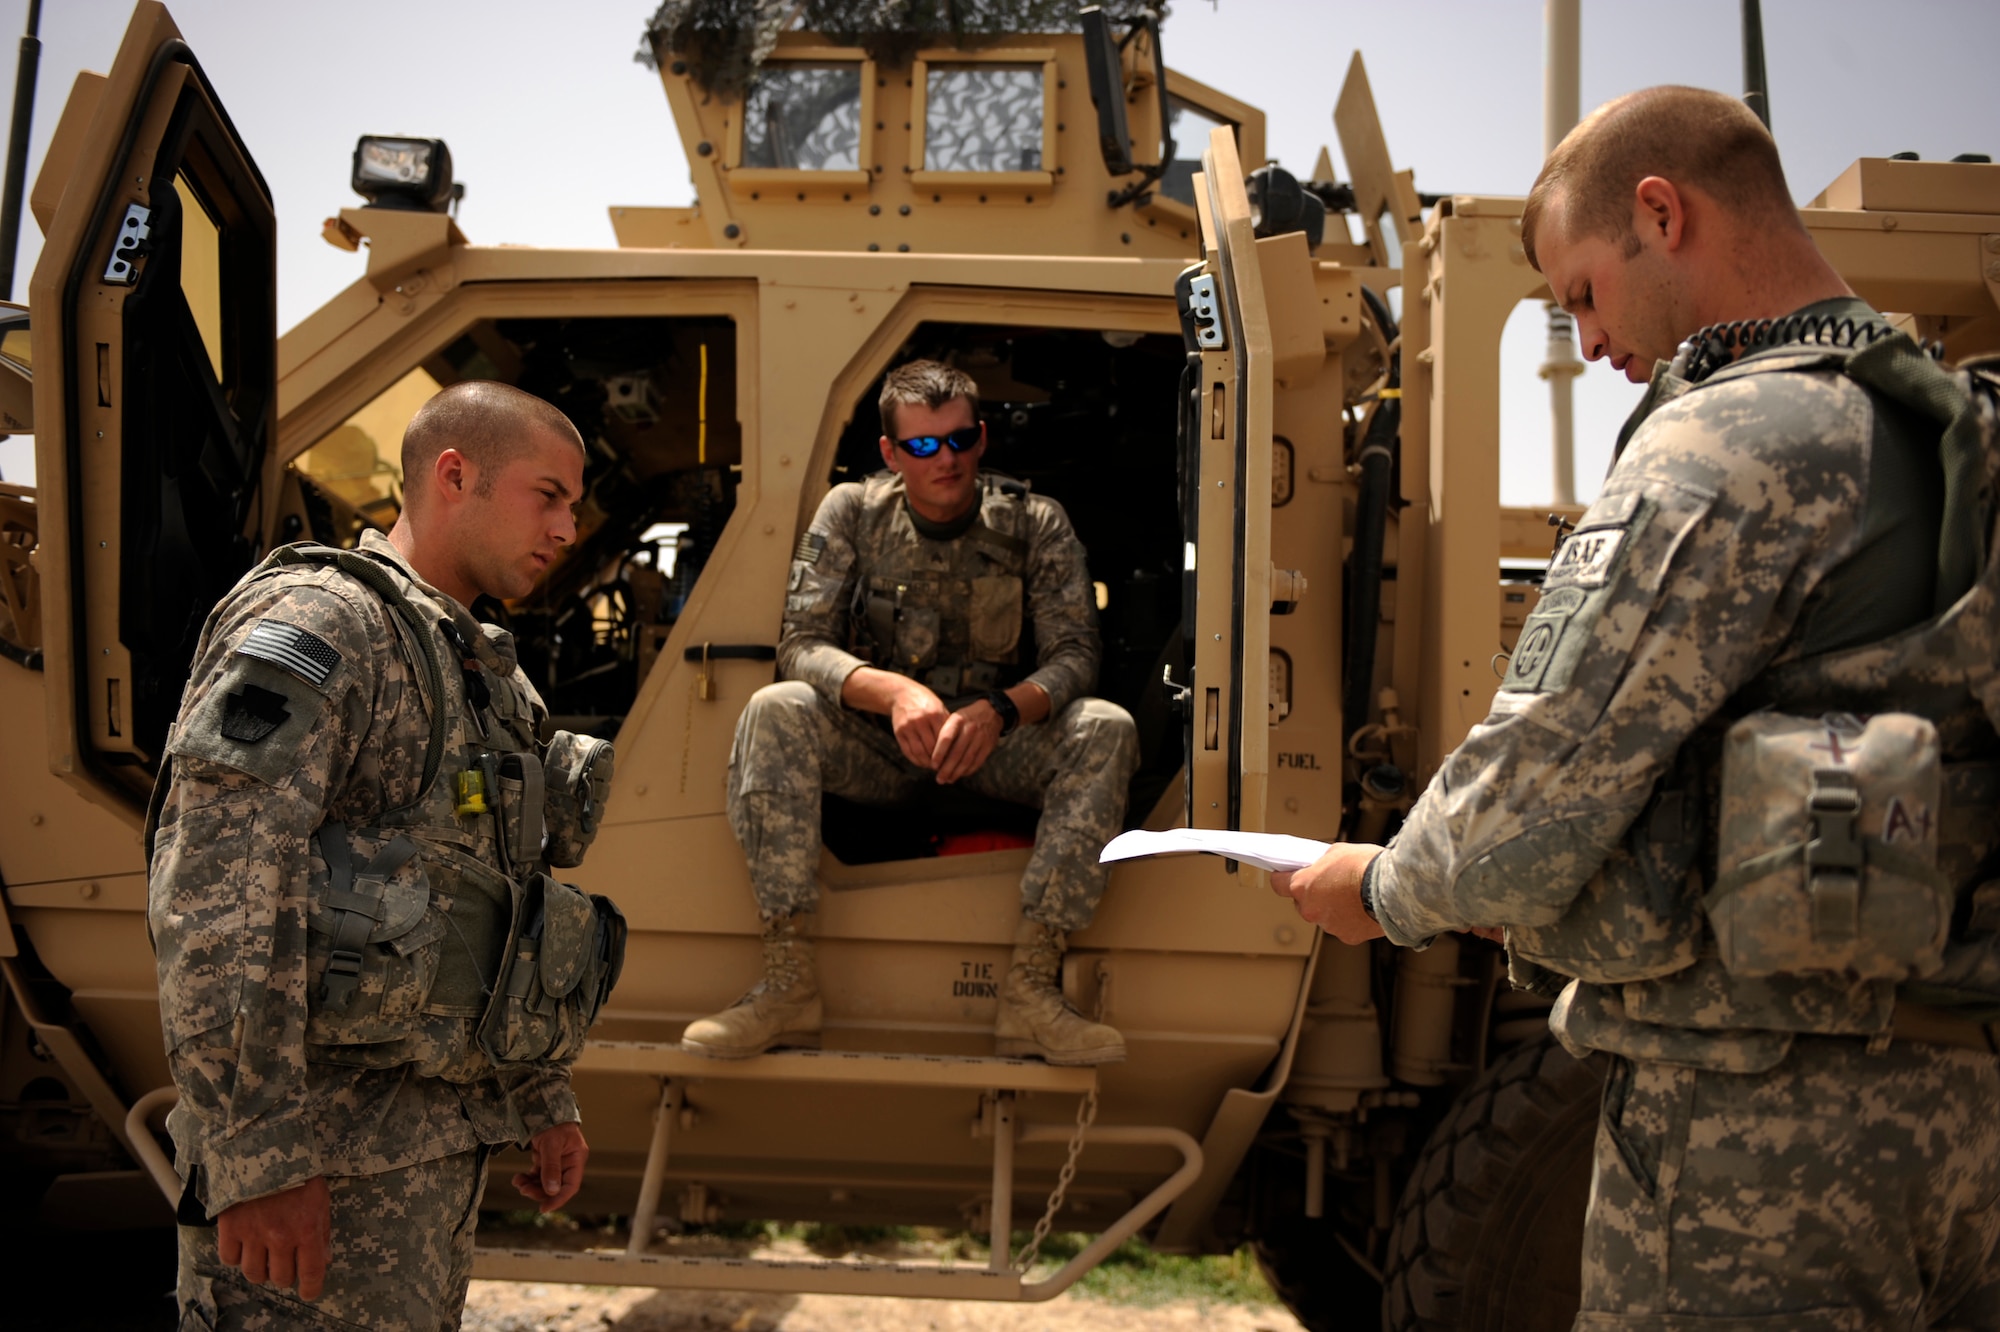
[1017,496,1101,716]
[1372,370,1874,947]
[148,574,383,1211]
[778,484,870,706]
[498,1065,581,1135]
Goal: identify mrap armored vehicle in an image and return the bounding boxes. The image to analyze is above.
[1,3,1995,1329]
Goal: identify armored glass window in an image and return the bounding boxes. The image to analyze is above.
[1161,99,1233,207]
[741,64,864,171]
[923,65,1044,172]
[176,173,224,382]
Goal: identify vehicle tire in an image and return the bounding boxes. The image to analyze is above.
[1382,1033,1606,1332]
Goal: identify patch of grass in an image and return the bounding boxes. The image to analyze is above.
[1028,1233,1279,1307]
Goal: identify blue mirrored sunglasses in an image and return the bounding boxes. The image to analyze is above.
[894,425,982,458]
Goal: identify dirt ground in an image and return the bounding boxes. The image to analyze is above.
[461,1276,1305,1332]
[461,1233,1306,1332]
[10,1223,1306,1331]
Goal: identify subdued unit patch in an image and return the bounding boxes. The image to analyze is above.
[237,618,343,689]
[219,683,291,743]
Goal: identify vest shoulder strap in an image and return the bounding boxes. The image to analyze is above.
[263,543,450,803]
[1704,336,1992,617]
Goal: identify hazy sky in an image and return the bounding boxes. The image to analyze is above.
[1,0,1995,499]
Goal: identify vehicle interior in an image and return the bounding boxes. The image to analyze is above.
[283,316,1191,862]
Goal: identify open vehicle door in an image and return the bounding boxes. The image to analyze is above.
[1175,125,1275,834]
[30,1,275,810]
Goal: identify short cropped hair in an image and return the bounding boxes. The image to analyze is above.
[879,360,979,438]
[1522,85,1798,272]
[401,381,585,497]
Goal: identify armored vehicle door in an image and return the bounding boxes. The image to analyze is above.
[30,1,275,809]
[1178,124,1276,833]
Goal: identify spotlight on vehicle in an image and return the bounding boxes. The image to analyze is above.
[351,136,455,212]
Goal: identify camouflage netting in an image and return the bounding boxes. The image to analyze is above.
[636,1,1169,99]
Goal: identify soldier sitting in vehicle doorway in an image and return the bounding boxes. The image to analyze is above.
[683,359,1139,1065]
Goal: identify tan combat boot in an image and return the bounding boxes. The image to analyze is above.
[681,916,823,1058]
[994,917,1125,1066]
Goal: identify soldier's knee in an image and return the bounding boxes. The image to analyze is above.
[1063,698,1138,764]
[738,681,820,736]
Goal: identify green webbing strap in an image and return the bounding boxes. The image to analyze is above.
[1840,336,1987,614]
[1706,837,1953,908]
[316,821,369,1011]
[262,544,450,804]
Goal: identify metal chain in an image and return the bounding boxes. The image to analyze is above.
[1012,1087,1099,1272]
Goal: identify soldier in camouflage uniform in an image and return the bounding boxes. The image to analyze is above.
[1275,87,2000,1325]
[150,383,619,1328]
[683,360,1138,1065]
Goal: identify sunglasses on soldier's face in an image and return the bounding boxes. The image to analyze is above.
[893,426,982,458]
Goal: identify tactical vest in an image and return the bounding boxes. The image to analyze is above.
[1509,334,2000,1021]
[853,471,1033,701]
[260,544,624,1078]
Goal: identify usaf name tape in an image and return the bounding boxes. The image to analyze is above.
[236,619,343,688]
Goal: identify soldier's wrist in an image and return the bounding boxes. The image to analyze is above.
[1359,854,1382,922]
[982,689,1020,736]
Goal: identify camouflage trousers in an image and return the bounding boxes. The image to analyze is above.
[727,680,1139,931]
[1578,1037,2000,1329]
[177,1149,487,1330]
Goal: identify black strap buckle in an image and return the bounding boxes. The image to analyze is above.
[1806,769,1862,941]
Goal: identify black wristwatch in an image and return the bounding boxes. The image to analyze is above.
[983,689,1020,736]
[1359,856,1382,922]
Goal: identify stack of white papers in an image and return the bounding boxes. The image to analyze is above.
[1099,828,1332,874]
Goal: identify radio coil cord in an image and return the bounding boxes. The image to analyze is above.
[1669,311,1918,384]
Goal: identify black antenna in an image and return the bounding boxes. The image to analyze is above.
[1742,0,1771,130]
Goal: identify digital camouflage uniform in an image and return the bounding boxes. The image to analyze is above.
[151,530,613,1330]
[1367,299,2000,1326]
[730,469,1137,931]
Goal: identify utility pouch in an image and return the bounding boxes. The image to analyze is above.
[494,750,546,871]
[893,603,940,675]
[862,589,897,665]
[1709,711,1951,980]
[543,733,615,867]
[305,823,444,1045]
[476,872,627,1066]
[968,575,1023,660]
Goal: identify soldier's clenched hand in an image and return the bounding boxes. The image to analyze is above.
[514,1121,589,1213]
[933,700,1003,783]
[217,1175,331,1301]
[886,680,951,768]
[1271,843,1384,944]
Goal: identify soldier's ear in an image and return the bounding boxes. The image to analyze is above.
[1633,176,1686,252]
[434,448,473,502]
[878,436,900,472]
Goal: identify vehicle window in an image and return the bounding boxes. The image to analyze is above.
[287,315,740,735]
[291,365,435,541]
[1160,98,1233,207]
[742,63,864,170]
[0,323,28,376]
[924,66,1044,172]
[175,173,224,382]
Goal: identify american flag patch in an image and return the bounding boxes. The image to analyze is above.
[794,531,828,566]
[237,620,342,689]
